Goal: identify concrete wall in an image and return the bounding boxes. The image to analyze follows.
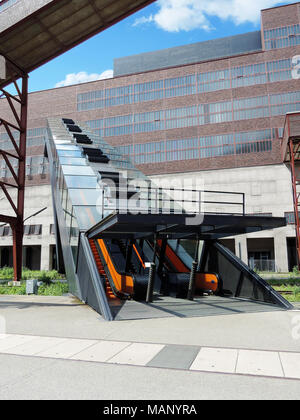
[0,184,56,270]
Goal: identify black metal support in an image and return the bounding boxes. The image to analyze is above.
[198,240,209,272]
[125,239,134,272]
[187,238,200,301]
[187,261,197,301]
[146,262,156,303]
[157,238,167,275]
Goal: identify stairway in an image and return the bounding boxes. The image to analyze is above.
[89,239,117,300]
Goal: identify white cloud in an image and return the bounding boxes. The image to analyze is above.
[134,0,293,32]
[55,70,113,88]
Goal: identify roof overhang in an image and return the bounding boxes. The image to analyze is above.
[86,212,287,240]
[0,0,156,88]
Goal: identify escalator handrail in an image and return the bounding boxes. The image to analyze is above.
[94,239,132,300]
[97,239,134,296]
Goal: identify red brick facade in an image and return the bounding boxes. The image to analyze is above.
[1,2,300,180]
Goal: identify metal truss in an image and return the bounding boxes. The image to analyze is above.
[0,56,28,281]
[288,138,300,270]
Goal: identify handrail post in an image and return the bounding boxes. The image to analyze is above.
[187,238,200,301]
[187,261,198,301]
[146,262,156,303]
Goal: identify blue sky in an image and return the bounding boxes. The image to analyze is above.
[29,0,294,93]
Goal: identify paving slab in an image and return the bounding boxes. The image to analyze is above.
[70,340,132,363]
[190,347,238,373]
[108,342,165,366]
[280,352,300,379]
[36,338,98,359]
[0,334,36,351]
[147,344,200,370]
[0,336,66,356]
[236,350,284,377]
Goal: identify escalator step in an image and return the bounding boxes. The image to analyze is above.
[62,118,75,125]
[67,124,82,133]
[89,155,110,163]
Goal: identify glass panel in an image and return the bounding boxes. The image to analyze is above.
[56,145,79,151]
[62,165,95,176]
[59,157,87,166]
[65,176,98,189]
[73,206,105,230]
[57,150,82,157]
[68,189,104,206]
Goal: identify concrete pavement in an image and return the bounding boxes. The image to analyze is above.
[0,295,299,400]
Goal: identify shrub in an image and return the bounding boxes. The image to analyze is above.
[0,268,64,283]
[0,283,26,295]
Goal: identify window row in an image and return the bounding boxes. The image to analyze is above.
[0,224,42,237]
[264,24,300,50]
[77,75,196,110]
[87,91,300,136]
[0,128,46,152]
[117,129,274,164]
[78,56,298,111]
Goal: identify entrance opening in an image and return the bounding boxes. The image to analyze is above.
[287,237,297,272]
[247,238,275,272]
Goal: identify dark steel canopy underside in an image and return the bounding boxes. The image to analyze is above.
[0,0,155,88]
[87,212,287,240]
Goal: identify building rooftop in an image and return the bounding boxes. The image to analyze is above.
[114,31,262,76]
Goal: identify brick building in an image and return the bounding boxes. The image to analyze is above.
[0,2,300,272]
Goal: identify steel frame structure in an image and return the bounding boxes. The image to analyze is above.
[288,137,300,269]
[0,55,28,281]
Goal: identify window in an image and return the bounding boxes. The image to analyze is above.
[231,63,267,88]
[264,24,300,50]
[23,225,42,236]
[285,212,297,224]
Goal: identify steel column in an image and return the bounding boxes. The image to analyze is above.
[0,60,28,282]
[289,138,300,269]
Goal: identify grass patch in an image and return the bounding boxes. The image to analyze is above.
[37,282,69,296]
[0,283,26,295]
[273,285,300,303]
[267,278,300,287]
[0,274,68,296]
[0,268,64,284]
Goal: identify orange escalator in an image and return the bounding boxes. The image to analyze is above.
[89,239,117,300]
[95,239,134,299]
[156,240,219,293]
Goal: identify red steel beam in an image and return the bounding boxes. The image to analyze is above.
[0,63,28,282]
[289,138,300,270]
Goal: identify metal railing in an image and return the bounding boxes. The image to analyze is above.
[249,259,276,272]
[96,185,245,217]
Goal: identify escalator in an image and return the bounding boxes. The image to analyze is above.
[141,239,220,298]
[46,117,293,320]
[89,238,150,301]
